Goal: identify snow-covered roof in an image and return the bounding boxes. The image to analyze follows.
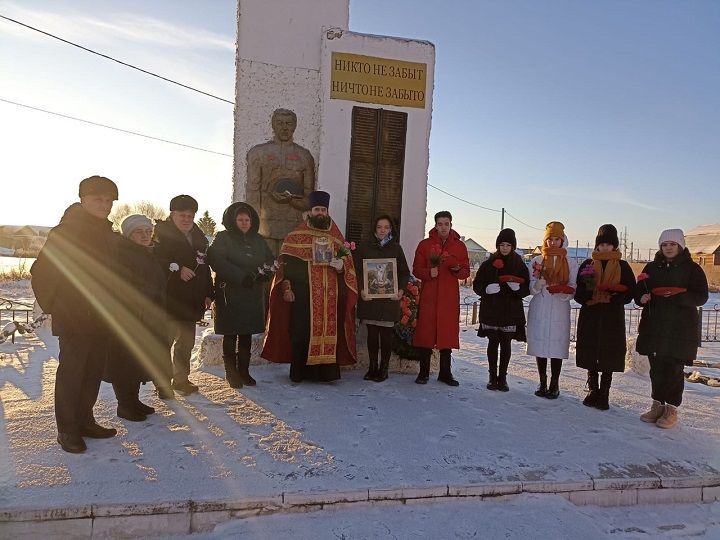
[463,238,487,252]
[685,224,720,255]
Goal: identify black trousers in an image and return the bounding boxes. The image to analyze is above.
[222,334,252,357]
[55,334,108,435]
[649,354,686,407]
[487,335,512,376]
[167,319,195,383]
[366,324,393,366]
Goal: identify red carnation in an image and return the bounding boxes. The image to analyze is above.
[637,273,649,281]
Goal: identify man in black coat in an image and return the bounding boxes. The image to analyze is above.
[31,175,121,453]
[152,195,213,395]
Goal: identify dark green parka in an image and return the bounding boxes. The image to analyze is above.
[208,202,274,335]
[635,248,708,365]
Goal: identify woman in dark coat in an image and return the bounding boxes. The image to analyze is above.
[472,229,530,391]
[353,215,410,382]
[574,224,636,410]
[108,214,170,421]
[208,202,274,388]
[635,228,708,429]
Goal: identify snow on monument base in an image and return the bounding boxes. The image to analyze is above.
[625,336,650,377]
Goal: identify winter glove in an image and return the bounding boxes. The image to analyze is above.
[506,281,521,291]
[329,257,344,272]
[485,283,501,294]
[241,274,254,288]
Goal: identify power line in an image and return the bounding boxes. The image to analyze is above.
[504,209,543,231]
[427,183,502,213]
[0,14,235,105]
[0,97,232,157]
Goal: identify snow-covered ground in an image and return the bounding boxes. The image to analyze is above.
[1,280,719,538]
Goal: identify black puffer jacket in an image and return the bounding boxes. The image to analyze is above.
[208,202,274,335]
[353,236,410,323]
[31,203,119,336]
[472,251,530,341]
[574,258,636,372]
[635,248,708,364]
[153,218,213,321]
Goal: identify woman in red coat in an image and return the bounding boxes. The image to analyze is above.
[412,211,471,385]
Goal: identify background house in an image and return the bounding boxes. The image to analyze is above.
[685,224,720,267]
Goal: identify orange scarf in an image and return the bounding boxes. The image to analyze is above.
[540,246,569,286]
[587,250,622,305]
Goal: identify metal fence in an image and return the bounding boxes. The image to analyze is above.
[0,297,33,344]
[460,297,720,343]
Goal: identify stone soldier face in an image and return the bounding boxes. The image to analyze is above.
[272,113,296,142]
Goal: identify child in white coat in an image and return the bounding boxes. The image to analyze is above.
[527,221,578,399]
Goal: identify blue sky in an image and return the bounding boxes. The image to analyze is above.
[1,0,718,254]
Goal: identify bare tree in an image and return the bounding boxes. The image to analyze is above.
[110,201,168,230]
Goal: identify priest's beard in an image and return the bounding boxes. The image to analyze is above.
[308,214,331,230]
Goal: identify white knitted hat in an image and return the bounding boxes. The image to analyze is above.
[120,214,153,237]
[658,228,686,249]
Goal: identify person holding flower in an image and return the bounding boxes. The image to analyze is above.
[412,211,470,385]
[107,214,170,421]
[352,215,410,382]
[263,191,358,383]
[574,225,636,410]
[152,195,213,396]
[635,229,708,429]
[526,221,578,399]
[472,229,530,391]
[208,202,274,388]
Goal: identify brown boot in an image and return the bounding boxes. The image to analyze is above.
[640,400,665,423]
[656,404,678,429]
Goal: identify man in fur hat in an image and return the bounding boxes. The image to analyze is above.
[262,191,358,382]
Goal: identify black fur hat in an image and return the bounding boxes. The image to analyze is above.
[595,224,619,249]
[496,228,517,251]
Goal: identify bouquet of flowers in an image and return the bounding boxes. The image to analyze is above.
[336,241,356,258]
[429,245,448,267]
[637,272,650,294]
[531,260,544,279]
[579,264,596,289]
[393,276,423,360]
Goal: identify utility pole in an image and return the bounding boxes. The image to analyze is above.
[622,226,628,260]
[630,241,634,262]
[648,248,652,261]
[501,208,505,229]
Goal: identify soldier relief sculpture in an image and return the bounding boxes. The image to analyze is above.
[246,108,316,255]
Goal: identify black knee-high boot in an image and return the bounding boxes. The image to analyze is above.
[535,358,548,397]
[415,348,431,384]
[596,372,612,410]
[583,371,599,407]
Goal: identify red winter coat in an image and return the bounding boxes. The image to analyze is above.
[412,229,470,349]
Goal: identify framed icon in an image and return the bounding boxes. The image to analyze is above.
[363,258,398,299]
[312,236,334,265]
